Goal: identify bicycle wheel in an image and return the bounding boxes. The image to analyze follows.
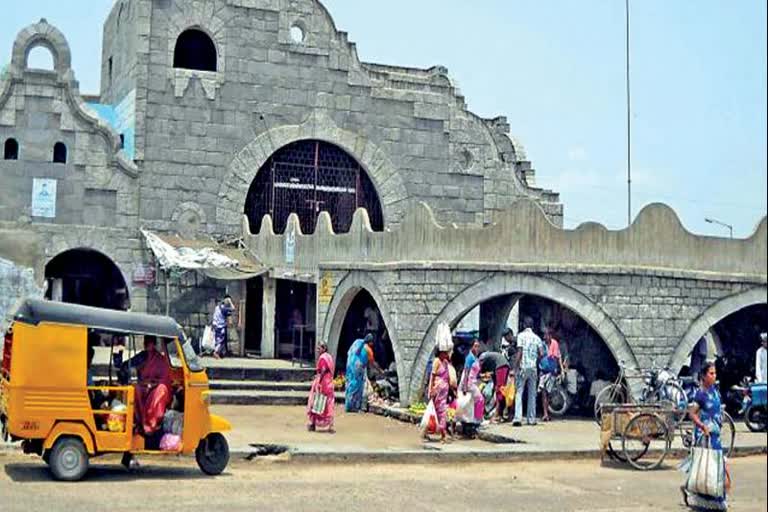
[622,413,671,470]
[721,411,736,458]
[594,384,627,424]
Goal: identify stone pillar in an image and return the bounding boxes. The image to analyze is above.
[262,277,276,359]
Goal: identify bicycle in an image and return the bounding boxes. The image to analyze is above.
[593,363,688,424]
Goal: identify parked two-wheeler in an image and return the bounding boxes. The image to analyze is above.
[735,380,767,432]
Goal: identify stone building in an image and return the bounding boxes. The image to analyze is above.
[1,1,560,342]
[1,1,765,405]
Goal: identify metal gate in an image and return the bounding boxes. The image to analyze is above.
[245,140,384,234]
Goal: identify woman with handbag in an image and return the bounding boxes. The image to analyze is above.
[425,349,454,443]
[307,343,336,433]
[681,362,731,510]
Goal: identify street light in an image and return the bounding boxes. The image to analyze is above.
[705,217,733,238]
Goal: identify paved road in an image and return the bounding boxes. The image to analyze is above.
[1,452,765,511]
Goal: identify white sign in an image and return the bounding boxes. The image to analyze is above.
[31,178,57,218]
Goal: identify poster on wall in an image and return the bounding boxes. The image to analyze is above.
[285,224,296,264]
[318,273,333,305]
[31,178,57,218]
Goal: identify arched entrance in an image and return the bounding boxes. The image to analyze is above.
[244,140,384,234]
[670,287,768,374]
[44,249,129,310]
[409,273,636,404]
[323,272,403,401]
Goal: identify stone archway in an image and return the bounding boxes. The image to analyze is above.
[669,286,768,374]
[215,111,409,234]
[45,248,130,310]
[408,272,637,404]
[322,271,407,401]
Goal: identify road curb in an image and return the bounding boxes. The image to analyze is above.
[4,442,765,465]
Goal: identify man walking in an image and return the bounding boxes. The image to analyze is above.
[212,295,235,359]
[513,316,545,426]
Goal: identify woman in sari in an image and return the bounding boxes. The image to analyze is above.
[460,340,485,425]
[307,343,336,433]
[681,362,731,510]
[345,334,381,412]
[425,349,454,442]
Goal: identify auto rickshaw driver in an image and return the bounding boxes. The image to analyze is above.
[119,335,172,436]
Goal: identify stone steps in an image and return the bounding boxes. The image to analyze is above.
[209,379,312,392]
[209,389,344,406]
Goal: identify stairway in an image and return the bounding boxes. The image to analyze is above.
[93,357,344,406]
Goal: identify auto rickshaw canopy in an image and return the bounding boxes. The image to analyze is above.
[12,299,181,339]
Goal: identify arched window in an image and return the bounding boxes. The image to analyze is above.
[173,29,217,72]
[245,140,384,234]
[4,138,19,160]
[53,142,67,163]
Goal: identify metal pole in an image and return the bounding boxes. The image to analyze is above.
[626,0,632,227]
[165,271,170,316]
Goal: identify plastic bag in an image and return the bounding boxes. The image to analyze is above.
[163,410,184,435]
[686,437,725,498]
[159,433,182,451]
[201,325,215,353]
[436,323,453,352]
[501,380,516,408]
[456,392,474,423]
[419,400,438,434]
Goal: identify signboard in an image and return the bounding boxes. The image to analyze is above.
[132,264,156,285]
[285,224,296,264]
[31,178,57,218]
[318,273,333,305]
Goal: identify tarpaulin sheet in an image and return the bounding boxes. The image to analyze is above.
[141,230,267,281]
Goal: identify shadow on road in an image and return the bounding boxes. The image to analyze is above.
[4,462,227,483]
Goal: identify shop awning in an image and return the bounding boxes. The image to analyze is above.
[141,229,268,281]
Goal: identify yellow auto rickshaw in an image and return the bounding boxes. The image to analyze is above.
[0,298,231,481]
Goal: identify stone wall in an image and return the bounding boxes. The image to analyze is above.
[102,0,560,239]
[317,267,766,404]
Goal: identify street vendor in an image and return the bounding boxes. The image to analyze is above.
[479,349,511,422]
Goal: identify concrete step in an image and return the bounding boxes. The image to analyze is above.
[93,364,315,383]
[209,380,312,392]
[209,389,344,406]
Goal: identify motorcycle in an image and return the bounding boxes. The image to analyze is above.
[547,368,587,417]
[735,380,767,432]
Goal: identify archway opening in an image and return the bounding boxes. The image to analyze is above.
[244,140,384,235]
[336,289,398,401]
[44,249,129,310]
[432,294,619,417]
[173,29,217,72]
[681,303,767,413]
[3,138,19,160]
[26,44,55,71]
[53,142,67,163]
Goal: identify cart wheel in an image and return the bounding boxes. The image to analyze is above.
[606,441,629,462]
[49,437,89,481]
[622,413,670,470]
[721,411,736,457]
[195,433,229,476]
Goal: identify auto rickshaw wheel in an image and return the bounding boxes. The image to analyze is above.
[195,433,229,476]
[49,437,89,481]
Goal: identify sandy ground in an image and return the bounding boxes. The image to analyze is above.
[212,404,487,450]
[1,451,765,512]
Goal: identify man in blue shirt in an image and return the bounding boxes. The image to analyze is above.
[212,295,235,359]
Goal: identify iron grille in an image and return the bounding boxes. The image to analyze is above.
[245,140,384,234]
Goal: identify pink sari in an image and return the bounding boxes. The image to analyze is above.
[135,350,171,435]
[307,352,335,429]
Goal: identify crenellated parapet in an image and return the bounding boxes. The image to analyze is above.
[244,199,767,282]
